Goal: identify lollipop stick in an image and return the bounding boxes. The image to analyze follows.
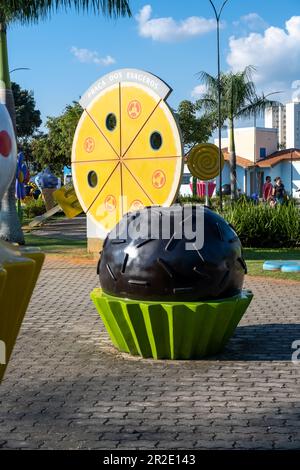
[205,180,209,207]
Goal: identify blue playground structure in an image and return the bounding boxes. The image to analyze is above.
[263,260,300,273]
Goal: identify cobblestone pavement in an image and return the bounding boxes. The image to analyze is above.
[0,256,300,450]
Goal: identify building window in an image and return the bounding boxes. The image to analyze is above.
[260,147,267,159]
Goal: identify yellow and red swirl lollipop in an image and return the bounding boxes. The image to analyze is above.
[187,143,224,181]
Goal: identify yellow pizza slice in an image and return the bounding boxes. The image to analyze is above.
[72,110,119,163]
[86,84,121,157]
[120,83,161,156]
[71,161,119,214]
[123,157,182,207]
[122,100,182,160]
[122,164,153,214]
[88,164,122,231]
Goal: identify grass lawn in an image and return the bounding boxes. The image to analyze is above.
[244,248,300,281]
[24,233,93,258]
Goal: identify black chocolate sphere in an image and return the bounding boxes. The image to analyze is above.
[98,206,247,302]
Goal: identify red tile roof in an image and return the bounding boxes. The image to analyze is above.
[256,149,300,167]
[222,147,300,168]
[222,148,254,168]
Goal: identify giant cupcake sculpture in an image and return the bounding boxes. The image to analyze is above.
[71,69,253,359]
[92,205,252,359]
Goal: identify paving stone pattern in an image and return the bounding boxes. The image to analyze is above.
[0,257,299,450]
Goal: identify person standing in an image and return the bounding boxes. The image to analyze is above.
[263,176,273,202]
[272,177,285,205]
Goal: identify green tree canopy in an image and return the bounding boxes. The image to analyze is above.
[31,101,82,174]
[12,81,41,141]
[175,100,214,153]
[0,1,131,24]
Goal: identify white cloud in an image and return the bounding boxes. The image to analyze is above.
[233,13,268,31]
[71,47,116,66]
[136,4,216,42]
[227,16,300,100]
[191,84,207,98]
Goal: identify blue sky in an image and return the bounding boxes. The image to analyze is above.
[8,0,300,127]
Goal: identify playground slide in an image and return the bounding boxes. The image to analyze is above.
[28,183,83,228]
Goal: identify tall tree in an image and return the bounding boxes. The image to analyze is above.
[0,0,131,243]
[176,100,214,153]
[31,102,82,174]
[198,67,280,200]
[12,81,41,141]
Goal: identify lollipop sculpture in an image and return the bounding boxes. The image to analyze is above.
[0,104,44,382]
[72,69,253,359]
[188,143,224,181]
[188,143,224,203]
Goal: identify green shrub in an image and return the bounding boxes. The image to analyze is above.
[177,195,229,209]
[177,195,205,204]
[178,196,300,247]
[23,198,46,219]
[220,201,300,248]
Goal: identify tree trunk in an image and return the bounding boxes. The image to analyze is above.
[192,177,197,197]
[229,117,237,201]
[0,22,24,244]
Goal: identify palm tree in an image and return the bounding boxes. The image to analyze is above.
[198,66,281,200]
[0,0,131,243]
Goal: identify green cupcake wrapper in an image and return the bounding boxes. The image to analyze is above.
[91,288,253,360]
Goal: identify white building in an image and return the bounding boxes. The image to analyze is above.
[213,147,300,198]
[265,105,286,147]
[214,127,278,162]
[286,101,300,149]
[213,126,300,197]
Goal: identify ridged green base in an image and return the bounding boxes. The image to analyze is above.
[91,289,253,360]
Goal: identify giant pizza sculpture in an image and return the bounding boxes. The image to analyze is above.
[0,104,44,383]
[72,69,183,232]
[74,69,253,360]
